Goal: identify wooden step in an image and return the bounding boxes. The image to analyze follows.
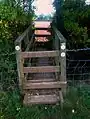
[35,34,51,37]
[23,66,59,73]
[23,94,59,105]
[23,81,67,90]
[35,27,51,30]
[35,31,51,35]
[22,51,59,58]
[27,79,55,83]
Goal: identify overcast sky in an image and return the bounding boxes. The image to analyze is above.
[33,0,54,15]
[33,0,90,15]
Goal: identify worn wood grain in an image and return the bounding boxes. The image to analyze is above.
[53,26,66,43]
[22,50,59,58]
[27,79,55,83]
[23,66,59,73]
[24,81,67,89]
[23,94,59,105]
[15,25,32,44]
[15,43,24,91]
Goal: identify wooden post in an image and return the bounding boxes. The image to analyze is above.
[60,42,67,94]
[26,31,29,45]
[15,43,24,93]
[55,34,60,80]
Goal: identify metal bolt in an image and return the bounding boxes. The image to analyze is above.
[15,46,20,51]
[61,52,65,57]
[61,43,66,50]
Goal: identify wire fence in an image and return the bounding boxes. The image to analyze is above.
[0,47,90,90]
[66,48,90,86]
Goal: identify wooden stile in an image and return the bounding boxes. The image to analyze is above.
[15,22,67,105]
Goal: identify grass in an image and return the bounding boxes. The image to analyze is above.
[0,85,90,119]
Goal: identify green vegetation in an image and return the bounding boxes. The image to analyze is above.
[53,0,90,49]
[0,86,90,119]
[0,0,90,119]
[0,0,34,91]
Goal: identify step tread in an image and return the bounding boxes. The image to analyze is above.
[27,79,56,83]
[35,27,51,30]
[23,66,60,73]
[23,94,59,104]
[35,34,51,37]
[22,50,59,58]
[23,81,67,89]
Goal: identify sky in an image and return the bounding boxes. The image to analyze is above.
[33,0,55,15]
[33,0,90,15]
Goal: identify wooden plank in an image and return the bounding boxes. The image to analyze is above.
[60,42,67,94]
[35,27,51,30]
[23,66,59,73]
[22,51,59,58]
[15,43,24,91]
[23,94,59,105]
[23,81,67,89]
[15,25,31,44]
[25,34,35,51]
[35,34,51,37]
[54,34,60,80]
[27,79,55,83]
[59,91,64,106]
[35,30,51,35]
[60,43,66,82]
[53,26,66,42]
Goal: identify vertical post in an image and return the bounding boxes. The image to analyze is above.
[15,43,24,93]
[26,31,29,44]
[60,42,67,94]
[55,34,60,80]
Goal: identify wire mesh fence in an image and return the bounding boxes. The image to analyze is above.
[67,48,90,87]
[0,47,90,91]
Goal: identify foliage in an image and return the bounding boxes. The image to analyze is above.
[0,3,33,42]
[53,0,90,49]
[0,0,90,118]
[0,86,90,119]
[0,0,34,13]
[0,1,34,91]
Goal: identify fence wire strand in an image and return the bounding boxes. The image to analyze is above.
[67,48,90,86]
[0,47,90,89]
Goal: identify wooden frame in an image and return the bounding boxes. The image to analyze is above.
[15,25,34,91]
[53,26,67,94]
[15,22,67,105]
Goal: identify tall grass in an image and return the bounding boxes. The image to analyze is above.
[0,85,90,119]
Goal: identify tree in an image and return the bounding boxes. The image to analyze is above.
[53,0,64,34]
[0,0,35,92]
[53,0,90,49]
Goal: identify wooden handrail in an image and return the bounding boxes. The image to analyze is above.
[53,26,66,43]
[25,33,35,51]
[15,24,34,92]
[15,25,32,44]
